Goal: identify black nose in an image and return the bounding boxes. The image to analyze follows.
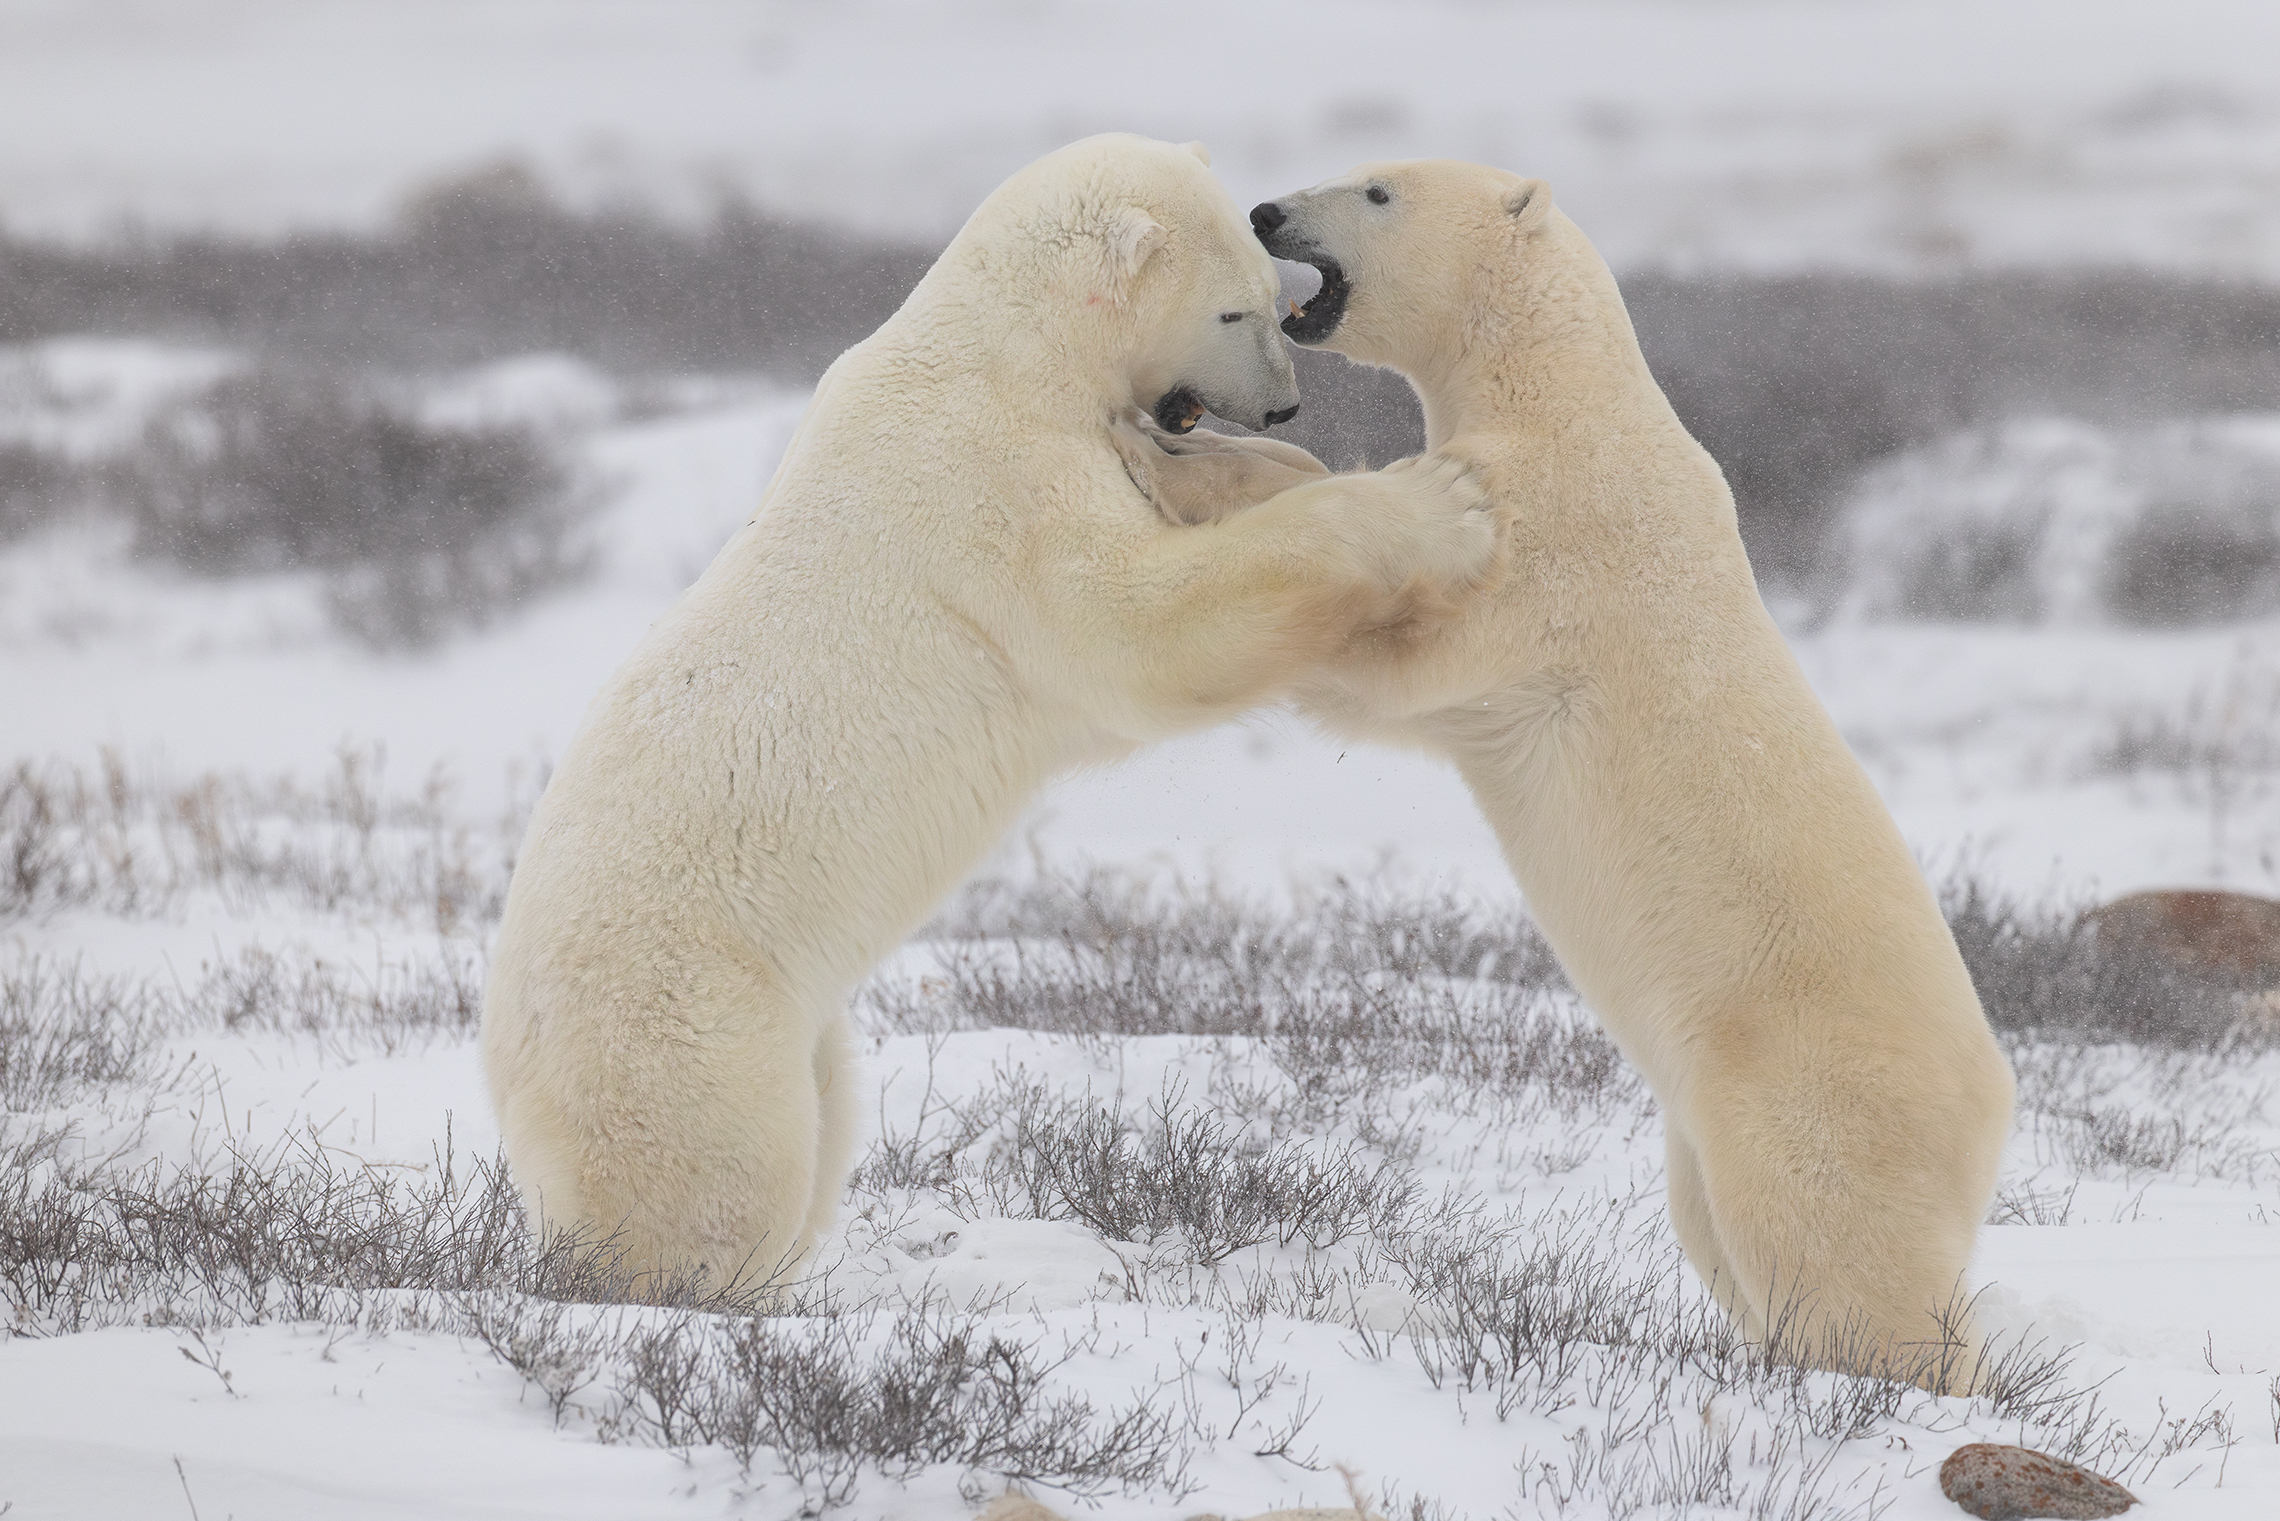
[1263,404,1299,427]
[1250,202,1286,236]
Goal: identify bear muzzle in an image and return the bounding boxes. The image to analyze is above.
[1153,388,1208,435]
[1252,203,1350,346]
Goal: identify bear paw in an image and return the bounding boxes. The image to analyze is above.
[1347,450,1500,613]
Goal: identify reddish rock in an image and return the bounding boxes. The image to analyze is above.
[2090,888,2280,982]
[1938,1443,2136,1520]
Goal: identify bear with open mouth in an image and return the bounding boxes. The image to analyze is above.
[1130,158,2015,1390]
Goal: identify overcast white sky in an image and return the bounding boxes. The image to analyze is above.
[5,0,2278,272]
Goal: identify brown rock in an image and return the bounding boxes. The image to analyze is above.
[2090,888,2280,983]
[1938,1443,2136,1519]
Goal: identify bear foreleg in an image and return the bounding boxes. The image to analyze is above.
[1686,1080,1985,1393]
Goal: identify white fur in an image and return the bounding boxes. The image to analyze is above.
[1256,159,2016,1384]
[480,136,1495,1290]
[1110,412,1330,526]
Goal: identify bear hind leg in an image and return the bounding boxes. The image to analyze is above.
[1691,1107,1979,1391]
[804,1010,862,1249]
[1664,1123,1762,1341]
[566,989,829,1304]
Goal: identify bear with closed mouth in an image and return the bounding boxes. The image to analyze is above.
[480,135,1498,1293]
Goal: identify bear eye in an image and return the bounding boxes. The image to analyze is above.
[1366,185,1391,205]
[1218,311,1244,323]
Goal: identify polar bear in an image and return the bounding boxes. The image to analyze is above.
[1190,160,2015,1384]
[480,136,1496,1292]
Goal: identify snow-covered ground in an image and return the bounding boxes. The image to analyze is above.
[7,3,2280,1513]
[4,756,2278,1520]
[3,340,2278,1518]
[4,747,2278,1519]
[5,0,2280,277]
[5,337,2277,903]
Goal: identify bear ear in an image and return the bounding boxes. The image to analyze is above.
[1104,205,1168,291]
[1505,178,1552,229]
[1182,141,1212,166]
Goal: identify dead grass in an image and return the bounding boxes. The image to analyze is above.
[113,367,600,648]
[0,1119,1198,1503]
[0,960,157,1111]
[1,746,526,932]
[987,1084,1414,1266]
[605,1305,1191,1506]
[3,758,2270,1512]
[0,1126,757,1334]
[1942,873,2265,1052]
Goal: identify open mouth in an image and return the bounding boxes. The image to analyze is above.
[1280,256,1349,346]
[1152,386,1207,435]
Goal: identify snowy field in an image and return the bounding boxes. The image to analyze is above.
[7,340,2280,901]
[2,774,2278,1519]
[6,1,2280,1517]
[4,345,2279,1520]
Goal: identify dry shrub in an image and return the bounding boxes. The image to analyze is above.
[0,440,64,542]
[993,1089,1415,1265]
[610,1307,1189,1505]
[12,194,2280,592]
[117,370,595,647]
[1943,874,2263,1050]
[0,748,520,931]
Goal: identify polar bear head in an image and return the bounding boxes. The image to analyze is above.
[951,135,1302,433]
[1249,159,1555,371]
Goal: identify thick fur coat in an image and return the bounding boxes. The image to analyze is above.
[480,136,1494,1287]
[1222,159,2016,1382]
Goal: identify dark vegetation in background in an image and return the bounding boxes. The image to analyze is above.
[0,440,65,543]
[1626,274,2280,582]
[1940,876,2262,1051]
[915,868,2268,1056]
[5,165,2278,592]
[120,370,593,649]
[0,166,936,378]
[2104,500,2280,627]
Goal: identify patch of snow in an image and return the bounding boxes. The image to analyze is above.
[417,352,624,437]
[0,337,241,459]
[0,1323,729,1520]
[1830,414,2280,627]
